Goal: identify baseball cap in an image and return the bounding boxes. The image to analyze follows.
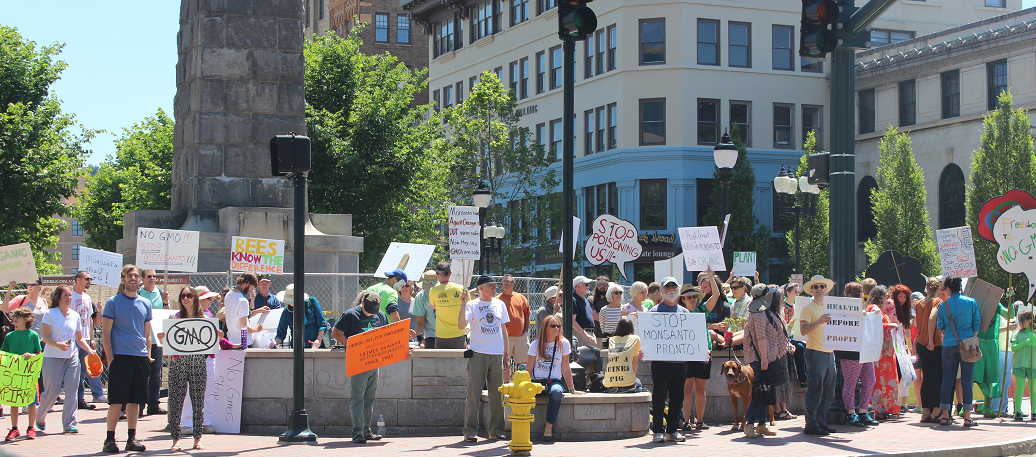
[384,269,408,282]
[660,276,679,287]
[360,290,381,308]
[572,275,593,287]
[257,273,272,282]
[476,275,498,287]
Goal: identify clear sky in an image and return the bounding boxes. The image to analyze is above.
[2,0,1035,166]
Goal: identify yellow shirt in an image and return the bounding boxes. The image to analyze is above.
[800,300,831,352]
[604,335,641,388]
[432,282,467,339]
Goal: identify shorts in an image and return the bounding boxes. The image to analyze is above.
[106,355,150,405]
[686,359,712,380]
[1014,367,1035,379]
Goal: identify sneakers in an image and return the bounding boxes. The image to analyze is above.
[202,424,217,434]
[125,438,146,452]
[464,434,478,443]
[744,426,760,438]
[25,427,35,439]
[92,395,108,403]
[65,427,78,434]
[35,421,45,431]
[859,413,880,426]
[78,401,96,410]
[352,435,367,444]
[5,428,19,441]
[364,432,383,441]
[665,432,686,442]
[846,413,866,427]
[756,425,776,436]
[1014,412,1024,421]
[651,432,666,443]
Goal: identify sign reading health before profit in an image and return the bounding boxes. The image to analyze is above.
[230,236,284,274]
[0,243,38,285]
[993,204,1036,299]
[346,318,412,377]
[136,228,200,273]
[820,296,865,352]
[640,312,708,362]
[936,226,977,278]
[677,226,726,272]
[163,318,221,356]
[78,246,123,288]
[584,214,642,282]
[448,206,481,260]
[0,353,43,407]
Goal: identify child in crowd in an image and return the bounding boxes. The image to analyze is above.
[3,307,42,440]
[1012,311,1036,421]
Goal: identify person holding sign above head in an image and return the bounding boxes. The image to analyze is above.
[101,265,153,453]
[166,286,213,451]
[799,274,838,436]
[3,306,42,441]
[527,314,584,441]
[272,284,327,349]
[459,275,510,443]
[37,286,96,435]
[646,277,689,444]
[430,261,470,349]
[366,269,405,322]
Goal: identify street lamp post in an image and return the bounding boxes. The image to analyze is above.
[483,222,506,273]
[773,164,820,275]
[713,131,739,217]
[473,181,492,275]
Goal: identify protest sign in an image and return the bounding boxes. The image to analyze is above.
[964,279,1005,332]
[558,217,581,257]
[720,214,731,246]
[212,349,245,433]
[732,252,756,277]
[450,259,476,289]
[163,318,221,356]
[0,353,43,407]
[249,308,284,348]
[136,228,200,273]
[151,309,176,345]
[820,296,864,352]
[937,226,977,278]
[375,242,436,282]
[230,236,284,274]
[992,204,1036,298]
[654,253,684,285]
[893,327,917,396]
[448,206,481,260]
[78,247,122,288]
[0,243,38,285]
[640,312,708,362]
[677,226,726,272]
[791,273,804,288]
[346,318,412,377]
[584,214,642,282]
[859,311,884,363]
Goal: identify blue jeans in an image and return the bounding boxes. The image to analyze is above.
[745,401,768,426]
[349,368,379,438]
[544,382,565,424]
[941,344,975,411]
[77,345,104,402]
[804,349,836,429]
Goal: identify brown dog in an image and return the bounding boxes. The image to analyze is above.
[722,360,775,431]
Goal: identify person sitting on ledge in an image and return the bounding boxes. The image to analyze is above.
[604,318,643,394]
[527,313,584,441]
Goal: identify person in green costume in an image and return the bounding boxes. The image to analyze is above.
[974,301,1010,416]
[1011,311,1036,421]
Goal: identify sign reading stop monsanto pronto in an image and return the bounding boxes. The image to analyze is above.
[230,236,284,274]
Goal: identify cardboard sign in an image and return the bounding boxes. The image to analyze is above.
[732,252,756,277]
[0,353,43,407]
[937,226,977,278]
[450,259,476,289]
[677,226,726,272]
[249,308,284,348]
[893,327,917,395]
[859,311,884,363]
[654,253,684,285]
[559,217,581,258]
[374,242,436,282]
[640,312,709,362]
[163,318,221,356]
[0,243,38,285]
[820,296,864,352]
[230,236,284,274]
[211,349,245,433]
[584,214,642,282]
[136,228,200,273]
[448,206,481,260]
[346,318,411,377]
[78,247,123,288]
[964,279,1006,333]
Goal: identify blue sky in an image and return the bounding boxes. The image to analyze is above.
[2,0,1035,166]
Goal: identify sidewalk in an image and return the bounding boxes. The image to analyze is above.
[3,404,1036,457]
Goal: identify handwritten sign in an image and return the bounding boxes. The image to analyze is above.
[136,228,200,273]
[375,242,436,282]
[78,247,123,288]
[584,214,642,282]
[732,252,756,277]
[346,318,411,377]
[0,243,38,285]
[821,297,864,352]
[230,236,284,274]
[640,312,708,362]
[993,205,1036,298]
[937,226,977,278]
[448,206,481,260]
[211,349,245,433]
[677,227,726,272]
[249,308,284,348]
[163,318,220,355]
[0,353,43,407]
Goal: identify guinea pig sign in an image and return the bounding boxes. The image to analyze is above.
[584,214,642,282]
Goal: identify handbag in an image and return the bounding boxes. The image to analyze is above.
[751,368,778,406]
[531,342,563,397]
[945,300,982,363]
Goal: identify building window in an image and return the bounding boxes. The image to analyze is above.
[858,176,878,241]
[584,183,619,234]
[696,178,714,226]
[538,0,556,15]
[456,81,464,103]
[607,103,618,149]
[472,0,499,42]
[899,80,916,126]
[494,66,503,81]
[942,69,960,119]
[986,0,1005,7]
[596,106,606,153]
[509,61,518,95]
[432,89,440,112]
[639,19,665,65]
[802,105,821,149]
[397,16,411,43]
[801,57,822,73]
[988,59,1007,110]
[519,58,529,99]
[536,123,546,155]
[319,0,325,19]
[640,179,667,230]
[773,104,793,149]
[639,98,666,146]
[728,22,750,68]
[550,119,563,161]
[535,51,546,94]
[72,244,81,260]
[858,88,875,134]
[375,13,389,42]
[697,19,720,66]
[550,46,562,89]
[697,99,720,145]
[772,25,793,71]
[72,219,83,236]
[434,16,456,57]
[729,101,751,146]
[939,164,966,229]
[596,30,605,74]
[584,109,595,155]
[870,29,913,46]
[607,25,617,71]
[443,85,453,109]
[512,0,529,25]
[306,0,311,27]
[584,35,595,78]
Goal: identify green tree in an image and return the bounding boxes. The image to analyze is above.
[967,90,1036,302]
[0,26,90,271]
[785,131,830,281]
[75,108,174,251]
[864,127,940,274]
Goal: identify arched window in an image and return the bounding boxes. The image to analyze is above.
[858,176,878,241]
[939,164,966,229]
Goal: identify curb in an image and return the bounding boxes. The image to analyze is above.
[823,433,1036,457]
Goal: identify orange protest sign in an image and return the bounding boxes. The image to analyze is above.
[345,318,411,377]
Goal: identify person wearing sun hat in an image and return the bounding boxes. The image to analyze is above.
[799,274,837,436]
[272,284,327,349]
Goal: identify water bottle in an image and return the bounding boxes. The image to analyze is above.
[377,415,386,436]
[240,326,248,348]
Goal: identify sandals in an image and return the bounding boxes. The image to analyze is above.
[776,411,797,420]
[920,415,940,424]
[939,417,951,426]
[963,418,978,427]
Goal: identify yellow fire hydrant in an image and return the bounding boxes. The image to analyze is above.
[499,370,543,456]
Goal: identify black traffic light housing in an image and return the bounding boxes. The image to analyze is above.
[270,133,312,176]
[800,0,840,60]
[558,0,597,41]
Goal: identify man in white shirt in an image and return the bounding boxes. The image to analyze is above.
[224,273,264,347]
[72,271,106,408]
[457,275,509,443]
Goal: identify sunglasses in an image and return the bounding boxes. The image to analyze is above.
[812,284,826,290]
[612,291,623,295]
[145,275,157,279]
[731,285,745,290]
[180,293,195,299]
[549,324,561,329]
[83,278,93,282]
[663,284,679,289]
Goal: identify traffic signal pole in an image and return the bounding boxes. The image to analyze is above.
[562,39,575,350]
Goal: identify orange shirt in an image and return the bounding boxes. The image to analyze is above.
[915,298,943,347]
[498,291,530,336]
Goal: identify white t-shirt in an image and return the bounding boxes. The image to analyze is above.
[223,290,252,346]
[42,307,82,359]
[464,298,510,355]
[528,338,571,380]
[71,291,94,341]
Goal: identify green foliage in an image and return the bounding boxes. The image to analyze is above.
[0,26,90,271]
[864,127,940,275]
[785,131,830,281]
[75,108,173,251]
[966,91,1036,303]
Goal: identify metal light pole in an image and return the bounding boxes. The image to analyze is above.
[774,164,819,275]
[562,39,575,347]
[714,131,738,218]
[473,182,492,275]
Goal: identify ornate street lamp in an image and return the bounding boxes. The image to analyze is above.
[774,164,821,276]
[713,130,739,217]
[473,181,492,275]
[483,222,506,273]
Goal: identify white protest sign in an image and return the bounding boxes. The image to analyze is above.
[0,243,38,284]
[820,296,864,352]
[732,252,756,277]
[230,236,284,274]
[559,217,581,257]
[640,311,709,361]
[993,205,1036,298]
[448,206,481,260]
[893,327,917,396]
[163,318,221,356]
[211,349,245,433]
[375,242,436,282]
[451,259,476,289]
[136,228,200,273]
[859,311,884,363]
[720,214,731,246]
[677,226,726,272]
[791,273,804,288]
[250,308,284,348]
[654,253,684,285]
[78,247,122,288]
[937,226,977,278]
[151,309,177,344]
[584,214,642,282]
